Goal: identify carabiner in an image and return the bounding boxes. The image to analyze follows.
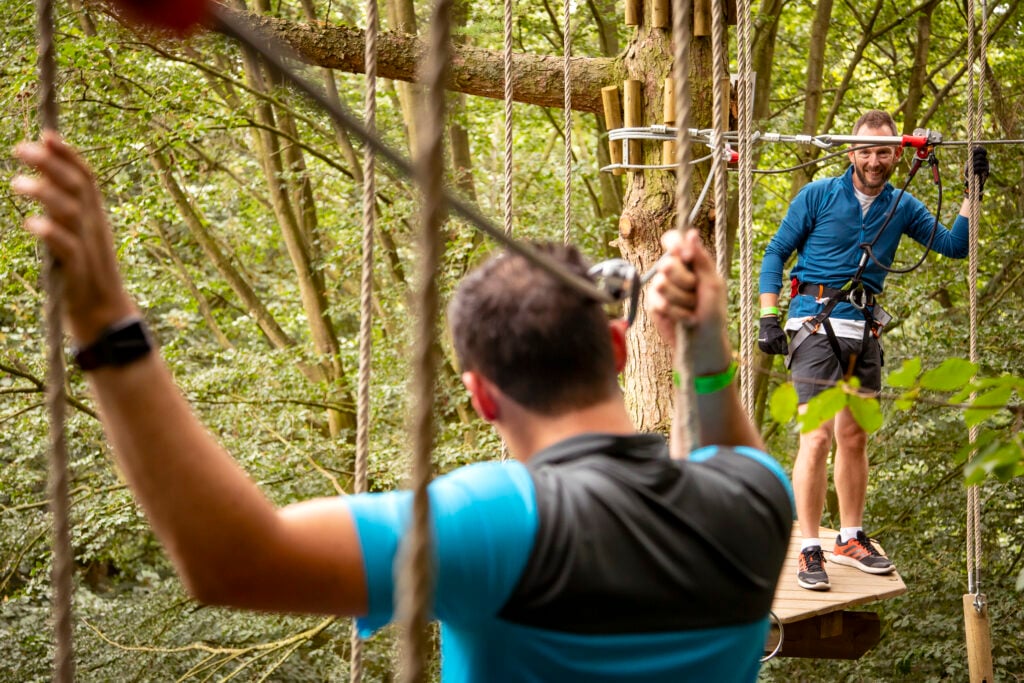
[588,259,642,327]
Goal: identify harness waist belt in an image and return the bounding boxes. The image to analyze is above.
[796,282,876,306]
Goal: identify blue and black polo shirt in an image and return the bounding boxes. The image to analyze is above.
[345,432,794,682]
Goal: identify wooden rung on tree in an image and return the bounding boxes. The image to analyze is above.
[623,79,643,172]
[601,85,624,176]
[624,0,641,26]
[693,0,711,36]
[662,78,676,166]
[652,0,669,28]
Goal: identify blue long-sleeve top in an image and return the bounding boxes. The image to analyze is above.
[759,166,968,322]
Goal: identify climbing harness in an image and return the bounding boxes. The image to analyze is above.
[783,129,949,370]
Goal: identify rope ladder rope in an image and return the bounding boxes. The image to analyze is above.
[35,0,76,679]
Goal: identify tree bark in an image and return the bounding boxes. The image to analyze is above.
[902,0,940,133]
[618,3,715,433]
[790,0,833,191]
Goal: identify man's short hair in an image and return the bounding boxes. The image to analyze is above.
[448,243,619,415]
[852,110,898,136]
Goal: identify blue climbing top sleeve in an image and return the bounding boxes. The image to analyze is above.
[342,461,538,636]
[760,182,816,296]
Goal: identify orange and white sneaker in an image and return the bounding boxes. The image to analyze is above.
[797,546,830,591]
[832,531,895,575]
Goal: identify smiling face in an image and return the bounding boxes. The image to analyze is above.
[848,125,902,196]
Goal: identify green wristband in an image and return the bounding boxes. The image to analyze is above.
[693,361,738,395]
[760,306,779,317]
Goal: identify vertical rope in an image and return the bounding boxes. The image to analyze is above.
[736,0,755,414]
[351,0,379,678]
[397,0,451,678]
[964,0,985,597]
[669,0,699,457]
[500,0,514,463]
[562,0,572,245]
[36,0,75,680]
[709,0,729,277]
[503,0,514,240]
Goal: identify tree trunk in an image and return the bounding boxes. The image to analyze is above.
[618,3,715,432]
[386,0,428,155]
[790,0,833,192]
[903,0,940,133]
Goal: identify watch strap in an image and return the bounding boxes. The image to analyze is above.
[72,317,154,371]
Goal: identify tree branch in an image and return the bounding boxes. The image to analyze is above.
[211,7,621,114]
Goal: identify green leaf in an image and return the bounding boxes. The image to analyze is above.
[964,386,1014,427]
[799,386,847,433]
[920,358,978,392]
[954,429,998,465]
[848,394,883,433]
[769,383,799,424]
[887,357,922,389]
[894,387,919,411]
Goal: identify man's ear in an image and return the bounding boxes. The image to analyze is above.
[609,318,629,373]
[462,371,500,422]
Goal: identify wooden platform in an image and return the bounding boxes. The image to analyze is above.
[766,526,907,659]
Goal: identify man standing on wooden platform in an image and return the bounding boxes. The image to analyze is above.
[757,110,988,591]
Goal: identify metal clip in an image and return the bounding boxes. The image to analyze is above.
[588,259,642,326]
[849,286,869,311]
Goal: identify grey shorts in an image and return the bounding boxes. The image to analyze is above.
[788,332,883,404]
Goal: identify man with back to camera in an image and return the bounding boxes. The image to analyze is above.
[15,132,793,681]
[758,109,989,591]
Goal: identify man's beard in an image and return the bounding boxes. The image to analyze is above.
[854,163,894,191]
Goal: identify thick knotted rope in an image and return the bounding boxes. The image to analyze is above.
[396,0,451,678]
[35,0,76,680]
[350,0,379,678]
[669,0,699,457]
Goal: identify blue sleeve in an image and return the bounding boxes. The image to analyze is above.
[343,461,538,635]
[901,197,969,258]
[760,186,814,295]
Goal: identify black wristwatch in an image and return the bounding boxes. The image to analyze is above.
[72,317,154,371]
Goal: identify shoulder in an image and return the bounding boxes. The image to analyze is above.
[688,445,794,514]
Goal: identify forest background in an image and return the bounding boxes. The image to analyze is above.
[1,0,1022,680]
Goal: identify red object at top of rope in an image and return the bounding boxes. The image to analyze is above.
[109,0,209,34]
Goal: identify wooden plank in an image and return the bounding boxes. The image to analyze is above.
[771,525,907,625]
[963,594,995,683]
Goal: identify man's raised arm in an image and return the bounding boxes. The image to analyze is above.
[13,133,367,616]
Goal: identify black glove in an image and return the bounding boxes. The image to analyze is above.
[758,316,789,355]
[964,146,989,196]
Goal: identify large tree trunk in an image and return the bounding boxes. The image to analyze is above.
[617,4,715,432]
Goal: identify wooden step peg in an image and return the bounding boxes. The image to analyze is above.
[623,79,643,172]
[601,85,624,176]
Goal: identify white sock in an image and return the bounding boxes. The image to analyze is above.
[840,527,863,543]
[801,538,822,551]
